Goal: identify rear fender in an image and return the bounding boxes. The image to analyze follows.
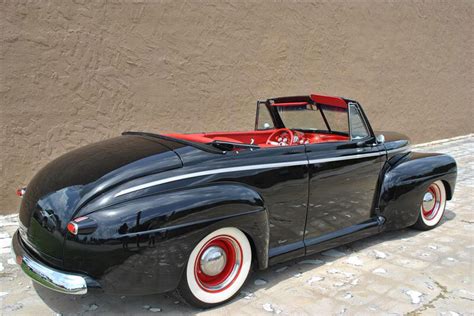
[379,152,457,231]
[63,183,269,294]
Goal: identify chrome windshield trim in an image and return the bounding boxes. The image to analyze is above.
[12,231,88,295]
[115,149,396,197]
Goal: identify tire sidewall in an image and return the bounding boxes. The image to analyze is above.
[413,180,447,230]
[420,180,446,227]
[183,227,252,306]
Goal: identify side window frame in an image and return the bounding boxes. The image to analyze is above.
[348,102,372,141]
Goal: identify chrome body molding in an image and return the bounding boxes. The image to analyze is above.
[115,160,309,197]
[115,146,410,197]
[308,150,384,164]
[387,146,411,154]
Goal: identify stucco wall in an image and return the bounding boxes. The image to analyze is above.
[1,1,472,214]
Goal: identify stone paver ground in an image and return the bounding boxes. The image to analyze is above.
[1,135,473,315]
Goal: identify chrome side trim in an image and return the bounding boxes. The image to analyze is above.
[387,146,411,155]
[308,151,384,164]
[115,160,309,197]
[115,147,409,198]
[12,231,88,295]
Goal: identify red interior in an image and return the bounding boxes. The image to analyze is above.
[165,129,348,148]
[164,94,350,148]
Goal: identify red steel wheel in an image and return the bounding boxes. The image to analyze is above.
[178,227,252,307]
[194,235,242,293]
[413,180,447,230]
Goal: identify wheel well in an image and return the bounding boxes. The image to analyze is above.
[240,229,269,270]
[242,231,259,268]
[442,180,453,200]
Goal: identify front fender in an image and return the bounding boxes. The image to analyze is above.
[379,152,457,231]
[63,183,269,295]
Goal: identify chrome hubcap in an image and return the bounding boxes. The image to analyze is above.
[421,183,443,221]
[423,192,435,211]
[200,246,227,276]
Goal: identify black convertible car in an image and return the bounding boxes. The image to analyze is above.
[12,94,457,307]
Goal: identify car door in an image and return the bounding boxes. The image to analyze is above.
[240,144,309,264]
[304,102,385,254]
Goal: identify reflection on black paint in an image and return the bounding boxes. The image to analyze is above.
[15,127,457,296]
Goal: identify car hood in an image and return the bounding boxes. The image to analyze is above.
[18,134,183,264]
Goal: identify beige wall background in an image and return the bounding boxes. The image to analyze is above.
[1,1,472,214]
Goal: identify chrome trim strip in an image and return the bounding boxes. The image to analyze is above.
[308,151,384,164]
[115,148,406,197]
[12,231,88,295]
[387,146,411,155]
[115,160,308,197]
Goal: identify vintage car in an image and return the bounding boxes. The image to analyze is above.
[12,94,457,308]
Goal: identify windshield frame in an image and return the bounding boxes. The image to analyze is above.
[255,100,283,130]
[255,99,351,136]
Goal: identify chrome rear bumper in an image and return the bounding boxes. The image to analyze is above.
[12,230,89,295]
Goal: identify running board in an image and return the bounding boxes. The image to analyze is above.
[268,216,385,265]
[304,216,385,256]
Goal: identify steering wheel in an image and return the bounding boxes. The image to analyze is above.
[266,128,294,146]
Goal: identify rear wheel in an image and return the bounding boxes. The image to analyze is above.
[412,180,447,230]
[177,227,252,308]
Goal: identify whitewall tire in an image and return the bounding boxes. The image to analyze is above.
[413,180,447,230]
[178,227,252,307]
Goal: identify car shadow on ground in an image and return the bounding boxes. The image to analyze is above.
[34,210,456,315]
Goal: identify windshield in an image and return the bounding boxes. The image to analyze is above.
[276,103,326,130]
[319,105,349,134]
[257,102,349,135]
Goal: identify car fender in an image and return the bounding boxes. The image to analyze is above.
[63,183,269,294]
[378,152,457,231]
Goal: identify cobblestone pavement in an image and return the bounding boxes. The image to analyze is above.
[1,135,473,315]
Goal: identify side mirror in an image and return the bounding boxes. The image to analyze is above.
[376,134,385,144]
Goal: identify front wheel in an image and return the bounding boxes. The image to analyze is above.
[177,227,252,308]
[412,180,447,230]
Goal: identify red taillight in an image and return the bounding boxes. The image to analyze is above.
[16,255,23,265]
[16,187,26,197]
[67,222,78,235]
[67,216,97,235]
